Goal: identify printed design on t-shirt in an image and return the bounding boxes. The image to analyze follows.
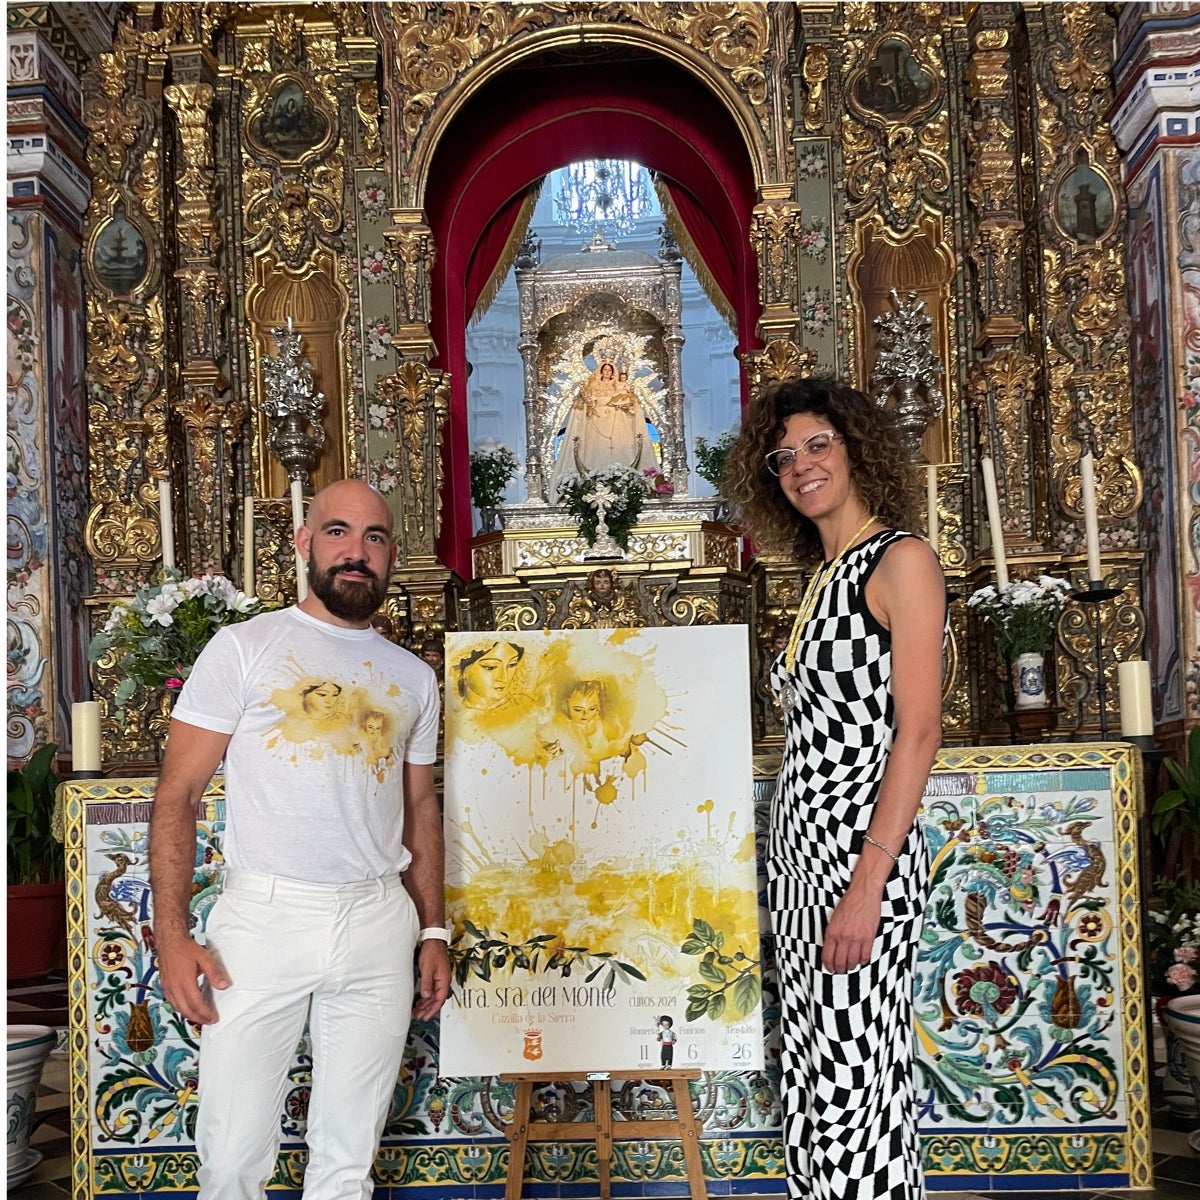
[265,660,409,781]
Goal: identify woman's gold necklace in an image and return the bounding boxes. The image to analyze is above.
[778,515,878,710]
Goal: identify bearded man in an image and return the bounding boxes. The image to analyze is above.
[150,478,450,1200]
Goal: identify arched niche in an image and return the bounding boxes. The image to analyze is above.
[419,51,762,577]
[846,211,956,464]
[246,260,349,497]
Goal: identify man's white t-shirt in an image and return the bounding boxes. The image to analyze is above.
[173,607,440,884]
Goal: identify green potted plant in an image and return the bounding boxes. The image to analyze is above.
[7,742,65,980]
[694,430,737,520]
[1152,725,1200,886]
[469,443,519,533]
[1146,730,1200,1119]
[694,430,736,490]
[1145,876,1200,1117]
[966,575,1072,709]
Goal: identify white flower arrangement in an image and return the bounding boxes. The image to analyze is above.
[469,443,520,510]
[89,569,260,719]
[967,574,1073,659]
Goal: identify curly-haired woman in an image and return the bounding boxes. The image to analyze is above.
[726,377,945,1200]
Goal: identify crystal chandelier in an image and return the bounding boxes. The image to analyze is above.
[553,159,653,237]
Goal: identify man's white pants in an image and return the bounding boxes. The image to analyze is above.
[195,868,418,1200]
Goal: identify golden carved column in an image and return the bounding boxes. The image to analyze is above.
[964,17,1041,563]
[372,359,454,659]
[81,28,174,765]
[375,208,457,657]
[340,11,384,167]
[374,361,450,566]
[383,209,437,361]
[746,184,812,391]
[752,183,803,345]
[1026,2,1144,733]
[374,204,453,648]
[165,46,245,574]
[377,208,445,562]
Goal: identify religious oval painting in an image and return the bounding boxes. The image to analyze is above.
[1055,158,1115,244]
[92,204,148,297]
[247,77,332,163]
[856,38,935,116]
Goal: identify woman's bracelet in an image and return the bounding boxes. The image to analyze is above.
[862,833,899,864]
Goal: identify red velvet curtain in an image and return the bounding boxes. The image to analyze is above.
[425,60,760,577]
[465,185,540,319]
[654,175,736,320]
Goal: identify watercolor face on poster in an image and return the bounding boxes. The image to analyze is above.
[441,626,763,1075]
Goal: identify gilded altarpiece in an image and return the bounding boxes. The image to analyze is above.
[48,3,1160,1197]
[790,4,1145,743]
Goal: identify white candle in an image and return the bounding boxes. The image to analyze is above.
[72,701,101,772]
[980,456,1009,590]
[1118,659,1153,737]
[290,478,308,602]
[242,501,256,599]
[157,478,175,570]
[1079,451,1103,583]
[287,315,294,333]
[926,464,939,553]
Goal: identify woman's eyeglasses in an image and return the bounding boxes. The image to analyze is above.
[764,431,842,477]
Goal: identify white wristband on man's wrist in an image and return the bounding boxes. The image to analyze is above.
[418,925,451,943]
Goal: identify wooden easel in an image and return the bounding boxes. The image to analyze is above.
[500,1069,707,1200]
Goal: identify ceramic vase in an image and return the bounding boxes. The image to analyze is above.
[7,1025,56,1188]
[1163,996,1200,1148]
[1014,651,1048,709]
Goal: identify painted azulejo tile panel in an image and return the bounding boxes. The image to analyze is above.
[914,745,1151,1192]
[65,778,787,1198]
[63,745,1149,1198]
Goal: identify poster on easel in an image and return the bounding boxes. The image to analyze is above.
[440,625,763,1075]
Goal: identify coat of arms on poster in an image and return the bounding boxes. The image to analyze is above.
[442,626,763,1075]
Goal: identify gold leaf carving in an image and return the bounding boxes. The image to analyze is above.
[801,44,829,132]
[751,195,802,307]
[966,113,1017,214]
[85,51,142,184]
[164,82,216,201]
[384,217,437,325]
[375,360,451,558]
[966,49,1009,102]
[561,573,647,629]
[843,118,950,229]
[356,78,384,165]
[968,349,1036,536]
[390,3,772,168]
[744,339,816,391]
[844,2,876,34]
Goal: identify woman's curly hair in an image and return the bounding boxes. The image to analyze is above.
[723,377,922,563]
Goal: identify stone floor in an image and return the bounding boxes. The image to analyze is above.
[10,972,1200,1198]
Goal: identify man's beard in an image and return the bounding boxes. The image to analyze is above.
[306,554,388,622]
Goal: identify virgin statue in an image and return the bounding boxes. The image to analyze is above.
[548,361,656,499]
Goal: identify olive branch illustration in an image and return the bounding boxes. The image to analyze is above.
[681,918,762,1022]
[450,920,647,992]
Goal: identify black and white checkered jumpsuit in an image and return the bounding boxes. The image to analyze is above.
[768,529,928,1200]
